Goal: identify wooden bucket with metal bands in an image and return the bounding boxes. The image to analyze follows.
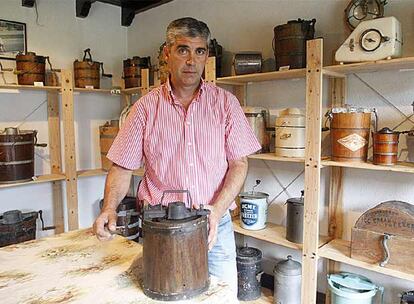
[330,112,372,162]
[99,120,119,171]
[0,130,36,183]
[74,60,100,89]
[16,52,46,85]
[273,19,316,70]
[372,128,399,166]
[123,56,151,88]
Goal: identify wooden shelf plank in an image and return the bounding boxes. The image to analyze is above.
[0,173,65,189]
[121,87,143,95]
[233,220,330,250]
[73,88,113,94]
[324,56,414,74]
[248,153,305,163]
[319,239,414,282]
[321,158,414,174]
[216,69,306,84]
[77,168,145,178]
[0,84,60,92]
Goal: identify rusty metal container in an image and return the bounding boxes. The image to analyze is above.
[372,127,399,165]
[328,107,375,162]
[237,246,262,301]
[99,120,119,171]
[0,127,36,183]
[273,19,316,70]
[16,52,46,85]
[234,53,262,75]
[123,56,151,88]
[74,48,112,89]
[142,190,210,301]
[0,210,38,247]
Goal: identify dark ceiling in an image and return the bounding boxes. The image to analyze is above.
[21,0,173,27]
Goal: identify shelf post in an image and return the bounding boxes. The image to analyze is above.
[47,91,65,233]
[61,70,79,230]
[302,38,323,304]
[141,68,150,95]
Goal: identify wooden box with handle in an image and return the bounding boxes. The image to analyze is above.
[351,200,414,274]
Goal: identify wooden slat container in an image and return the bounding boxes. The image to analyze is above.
[99,120,119,171]
[351,201,414,275]
[331,112,371,162]
[142,215,209,301]
[74,60,100,89]
[0,210,38,247]
[123,56,151,89]
[372,128,399,165]
[0,130,36,183]
[16,52,46,85]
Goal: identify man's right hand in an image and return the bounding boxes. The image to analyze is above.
[93,209,118,241]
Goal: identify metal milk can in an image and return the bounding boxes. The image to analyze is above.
[273,255,302,304]
[286,191,304,244]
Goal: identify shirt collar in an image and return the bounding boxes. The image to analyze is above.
[164,77,206,105]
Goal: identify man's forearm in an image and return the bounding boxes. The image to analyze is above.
[212,157,248,215]
[102,164,133,212]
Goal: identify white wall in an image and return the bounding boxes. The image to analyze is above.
[0,0,127,233]
[126,0,414,301]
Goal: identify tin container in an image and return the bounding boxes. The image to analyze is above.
[275,108,305,158]
[234,53,262,75]
[327,272,383,304]
[286,191,304,244]
[237,246,262,301]
[273,255,302,304]
[239,191,269,230]
[243,106,269,153]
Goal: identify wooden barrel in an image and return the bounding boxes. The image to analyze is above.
[16,52,46,85]
[0,130,36,183]
[99,120,119,171]
[99,196,140,241]
[142,215,209,300]
[123,56,151,89]
[331,112,371,162]
[273,19,316,70]
[74,60,100,89]
[372,128,399,165]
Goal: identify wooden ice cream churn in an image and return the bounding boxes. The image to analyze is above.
[100,196,140,241]
[273,255,302,304]
[242,106,269,153]
[275,108,305,158]
[99,120,119,171]
[351,200,414,275]
[142,190,210,301]
[0,127,46,184]
[236,246,263,301]
[286,191,304,244]
[74,48,112,89]
[327,106,377,162]
[372,127,401,166]
[15,52,45,85]
[123,56,151,89]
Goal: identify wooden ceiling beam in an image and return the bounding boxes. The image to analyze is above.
[22,0,35,7]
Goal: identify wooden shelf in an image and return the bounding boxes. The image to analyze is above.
[233,220,330,251]
[73,88,114,94]
[319,239,414,282]
[324,56,414,75]
[121,87,143,95]
[248,153,305,163]
[321,158,414,174]
[240,287,273,304]
[0,173,66,189]
[216,69,306,85]
[77,168,145,178]
[0,84,60,92]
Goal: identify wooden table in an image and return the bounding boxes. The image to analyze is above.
[0,229,237,304]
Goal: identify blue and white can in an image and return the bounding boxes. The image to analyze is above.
[239,191,269,230]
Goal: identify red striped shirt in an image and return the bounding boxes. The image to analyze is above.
[107,79,261,207]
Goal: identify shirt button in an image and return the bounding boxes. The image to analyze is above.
[188,142,192,146]
[186,121,191,125]
[189,163,194,167]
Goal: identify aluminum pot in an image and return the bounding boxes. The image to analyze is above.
[273,255,302,304]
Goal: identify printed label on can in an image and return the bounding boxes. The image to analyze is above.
[241,201,259,226]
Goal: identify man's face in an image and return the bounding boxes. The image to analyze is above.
[164,35,208,88]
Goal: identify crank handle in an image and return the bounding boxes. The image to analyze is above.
[379,233,393,267]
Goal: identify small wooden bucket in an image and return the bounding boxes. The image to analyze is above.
[16,52,46,85]
[99,120,119,171]
[123,56,151,88]
[372,128,399,166]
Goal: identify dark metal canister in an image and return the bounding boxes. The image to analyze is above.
[401,290,414,304]
[236,246,263,301]
[286,192,304,244]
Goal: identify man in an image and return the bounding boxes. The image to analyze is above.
[93,17,260,294]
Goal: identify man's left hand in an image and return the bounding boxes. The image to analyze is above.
[203,204,224,251]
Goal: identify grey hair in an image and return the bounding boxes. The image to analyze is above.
[166,17,211,48]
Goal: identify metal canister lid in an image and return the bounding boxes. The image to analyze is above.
[237,246,262,263]
[274,255,302,276]
[377,127,397,134]
[242,106,266,116]
[239,191,269,200]
[327,272,379,293]
[286,197,304,205]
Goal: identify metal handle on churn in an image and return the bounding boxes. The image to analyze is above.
[379,233,393,267]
